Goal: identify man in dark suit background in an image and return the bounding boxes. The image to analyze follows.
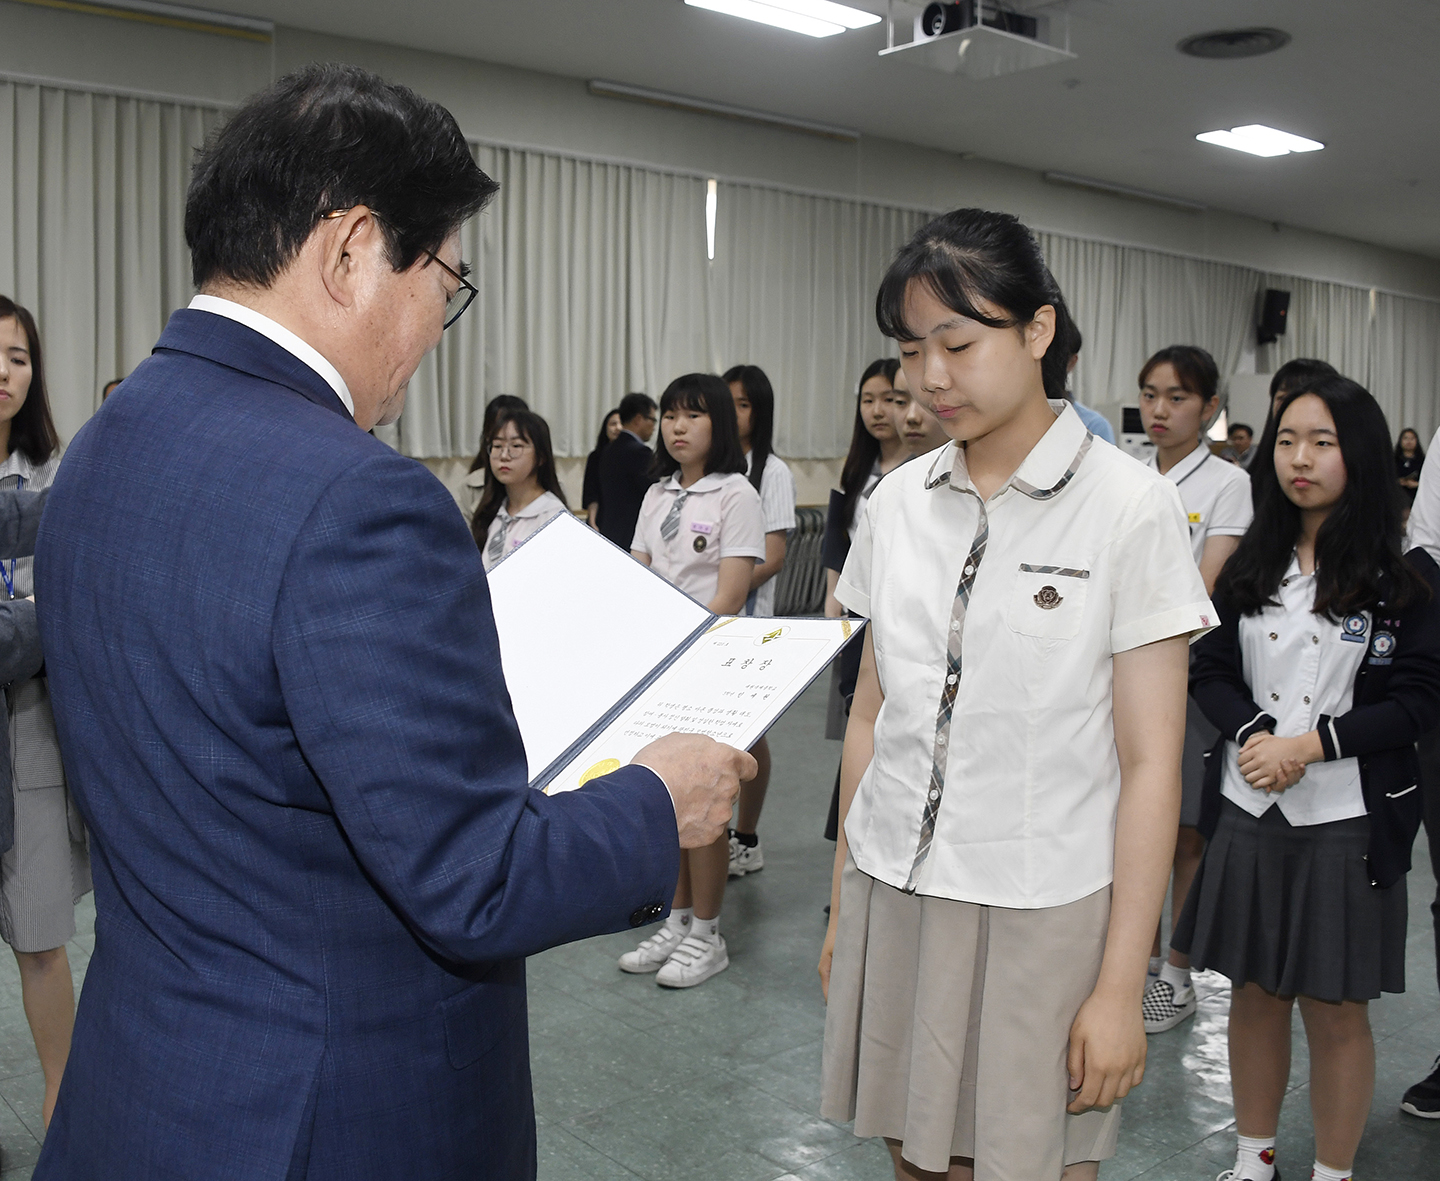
[34,65,751,1181]
[597,390,658,549]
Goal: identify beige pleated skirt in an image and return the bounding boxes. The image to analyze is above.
[821,855,1121,1179]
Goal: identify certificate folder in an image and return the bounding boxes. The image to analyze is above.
[486,510,861,793]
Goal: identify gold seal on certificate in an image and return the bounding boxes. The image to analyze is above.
[579,758,622,786]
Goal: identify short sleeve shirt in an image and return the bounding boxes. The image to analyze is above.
[480,490,568,572]
[1146,445,1253,565]
[632,472,766,607]
[744,452,798,618]
[837,402,1216,908]
[1221,556,1366,826]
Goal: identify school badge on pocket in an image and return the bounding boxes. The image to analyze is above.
[1033,585,1063,610]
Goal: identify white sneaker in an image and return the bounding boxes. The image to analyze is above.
[728,834,764,878]
[1215,1168,1279,1181]
[618,924,686,974]
[655,934,729,988]
[1142,976,1197,1033]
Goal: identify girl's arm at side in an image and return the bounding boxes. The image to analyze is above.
[819,627,880,999]
[1197,535,1239,597]
[1067,634,1187,1113]
[1189,606,1274,744]
[750,531,788,592]
[708,556,756,616]
[630,551,651,567]
[824,569,842,618]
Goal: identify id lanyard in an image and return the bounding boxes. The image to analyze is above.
[0,474,23,600]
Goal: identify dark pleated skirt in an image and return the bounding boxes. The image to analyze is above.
[1172,798,1407,1002]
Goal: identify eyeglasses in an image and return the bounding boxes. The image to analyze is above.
[320,208,478,330]
[489,439,533,458]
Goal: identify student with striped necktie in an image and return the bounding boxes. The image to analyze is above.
[470,408,568,571]
[620,373,765,988]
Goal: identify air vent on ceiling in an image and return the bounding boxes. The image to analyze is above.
[1177,27,1291,60]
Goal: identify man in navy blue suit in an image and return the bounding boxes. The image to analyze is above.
[33,64,753,1180]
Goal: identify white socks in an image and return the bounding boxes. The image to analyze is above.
[1148,955,1164,978]
[1311,1163,1352,1181]
[665,907,692,935]
[1158,960,1192,994]
[1233,1135,1276,1180]
[691,913,720,941]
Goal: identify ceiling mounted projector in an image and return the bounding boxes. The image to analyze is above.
[879,1,1075,79]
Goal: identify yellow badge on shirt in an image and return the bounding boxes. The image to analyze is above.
[1188,512,1203,524]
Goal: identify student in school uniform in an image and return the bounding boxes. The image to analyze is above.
[583,408,621,529]
[722,364,797,878]
[819,208,1214,1181]
[1178,376,1440,1181]
[620,373,765,987]
[890,363,950,458]
[468,407,568,570]
[1135,345,1254,1033]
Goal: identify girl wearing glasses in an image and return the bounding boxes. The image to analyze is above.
[469,408,568,571]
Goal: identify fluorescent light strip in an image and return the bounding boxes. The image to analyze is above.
[684,0,881,38]
[1043,171,1207,213]
[1196,124,1324,158]
[6,0,273,38]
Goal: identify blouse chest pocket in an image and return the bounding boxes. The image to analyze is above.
[1005,564,1090,641]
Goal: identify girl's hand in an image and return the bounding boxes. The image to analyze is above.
[1066,987,1147,1113]
[818,920,837,1001]
[1238,732,1322,792]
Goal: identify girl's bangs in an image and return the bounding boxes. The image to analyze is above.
[876,259,1012,342]
[660,387,711,416]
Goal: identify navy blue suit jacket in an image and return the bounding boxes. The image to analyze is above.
[33,310,680,1180]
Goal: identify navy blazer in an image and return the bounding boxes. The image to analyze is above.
[595,430,654,550]
[33,311,680,1181]
[1190,549,1440,889]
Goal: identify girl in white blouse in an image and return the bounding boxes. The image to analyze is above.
[1182,378,1440,1181]
[619,373,765,989]
[818,210,1214,1181]
[724,364,798,878]
[468,408,568,571]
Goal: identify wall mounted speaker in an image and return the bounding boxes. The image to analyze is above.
[1258,288,1290,345]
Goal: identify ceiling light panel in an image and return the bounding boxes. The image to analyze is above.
[1196,124,1324,157]
[684,0,880,38]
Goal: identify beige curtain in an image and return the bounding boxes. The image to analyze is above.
[0,80,223,443]
[2,77,1436,458]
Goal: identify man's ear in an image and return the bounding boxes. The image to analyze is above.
[316,206,384,311]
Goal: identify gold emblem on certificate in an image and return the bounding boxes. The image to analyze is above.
[578,758,622,786]
[1033,585,1063,610]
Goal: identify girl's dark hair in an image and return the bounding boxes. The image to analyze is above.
[469,408,567,547]
[0,297,59,466]
[593,409,621,453]
[1138,345,1219,403]
[468,394,530,473]
[1395,428,1425,465]
[875,208,1077,402]
[722,364,775,494]
[839,358,900,532]
[1217,376,1428,620]
[651,374,747,481]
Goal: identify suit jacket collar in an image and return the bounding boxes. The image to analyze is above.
[154,309,356,423]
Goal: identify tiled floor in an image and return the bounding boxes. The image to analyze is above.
[1,680,1437,1179]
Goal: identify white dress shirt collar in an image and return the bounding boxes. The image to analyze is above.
[926,400,1089,500]
[1147,440,1211,486]
[188,295,355,417]
[661,471,730,495]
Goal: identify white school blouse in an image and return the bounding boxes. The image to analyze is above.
[1146,445,1253,565]
[479,490,568,572]
[744,451,797,618]
[837,403,1216,908]
[1221,556,1367,826]
[632,472,765,607]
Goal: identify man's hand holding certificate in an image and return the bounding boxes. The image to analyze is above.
[486,512,861,825]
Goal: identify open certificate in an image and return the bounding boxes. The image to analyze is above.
[486,510,860,793]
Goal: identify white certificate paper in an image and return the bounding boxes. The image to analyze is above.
[485,511,860,791]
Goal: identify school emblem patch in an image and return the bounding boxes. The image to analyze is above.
[1034,585,1063,610]
[1371,631,1396,658]
[693,535,707,553]
[1341,613,1369,643]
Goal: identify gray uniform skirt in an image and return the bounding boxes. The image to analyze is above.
[1172,797,1405,1002]
[821,855,1121,1178]
[0,678,91,954]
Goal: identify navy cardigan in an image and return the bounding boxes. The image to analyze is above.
[1190,549,1440,889]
